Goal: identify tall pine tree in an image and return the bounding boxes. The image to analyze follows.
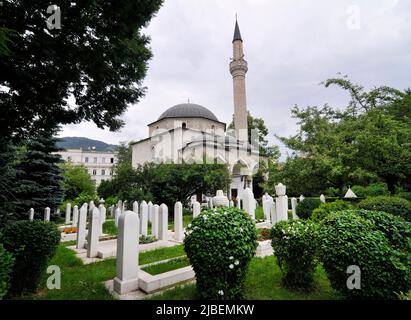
[13,130,64,218]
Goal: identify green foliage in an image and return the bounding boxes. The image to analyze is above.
[0,220,60,296]
[141,257,190,275]
[0,244,14,299]
[351,185,367,198]
[296,198,321,220]
[13,130,64,218]
[271,77,411,196]
[317,210,411,299]
[325,187,340,197]
[60,163,95,200]
[365,183,390,197]
[311,200,353,222]
[103,220,118,236]
[184,207,258,300]
[0,0,164,140]
[359,196,411,221]
[271,220,318,291]
[355,210,411,252]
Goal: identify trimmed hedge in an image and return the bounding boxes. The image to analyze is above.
[317,210,410,299]
[296,198,321,220]
[0,244,14,299]
[359,196,411,222]
[0,220,60,296]
[184,207,258,300]
[271,220,317,291]
[355,210,411,253]
[311,200,353,222]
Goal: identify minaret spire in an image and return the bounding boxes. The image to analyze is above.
[230,18,248,142]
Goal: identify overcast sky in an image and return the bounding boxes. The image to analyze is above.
[59,0,411,159]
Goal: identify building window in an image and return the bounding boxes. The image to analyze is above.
[182,122,187,129]
[110,170,113,176]
[92,169,97,176]
[94,157,97,163]
[101,169,105,176]
[67,156,72,162]
[110,158,114,164]
[85,157,89,163]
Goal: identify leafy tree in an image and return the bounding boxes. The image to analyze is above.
[0,0,163,140]
[60,163,95,200]
[269,76,411,195]
[12,130,64,218]
[0,138,18,227]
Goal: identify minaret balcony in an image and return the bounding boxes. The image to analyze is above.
[230,60,248,75]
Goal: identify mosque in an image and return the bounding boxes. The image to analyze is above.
[131,20,261,201]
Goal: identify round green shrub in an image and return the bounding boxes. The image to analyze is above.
[0,220,60,296]
[311,200,353,222]
[0,244,14,299]
[296,198,321,219]
[271,220,318,291]
[355,210,411,253]
[359,196,411,221]
[317,210,411,299]
[365,182,390,197]
[184,207,258,300]
[352,185,367,198]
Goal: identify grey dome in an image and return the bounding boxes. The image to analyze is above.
[158,103,219,122]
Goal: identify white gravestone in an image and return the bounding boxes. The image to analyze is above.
[87,208,100,258]
[148,201,153,223]
[263,198,274,221]
[291,198,298,219]
[113,211,140,295]
[72,205,79,227]
[132,201,139,214]
[152,204,159,238]
[236,197,241,209]
[117,200,123,213]
[174,202,184,242]
[242,188,256,220]
[98,204,106,235]
[275,183,288,222]
[213,190,229,207]
[320,194,326,203]
[229,200,234,207]
[65,203,71,224]
[76,204,88,249]
[89,201,95,214]
[44,207,50,221]
[270,200,277,225]
[159,204,169,240]
[140,201,148,236]
[299,195,305,202]
[114,208,121,227]
[193,201,201,218]
[29,208,34,221]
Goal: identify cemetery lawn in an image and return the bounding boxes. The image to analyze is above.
[142,257,191,275]
[25,243,339,300]
[149,256,340,300]
[27,244,186,300]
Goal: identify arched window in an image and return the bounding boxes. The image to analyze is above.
[182,122,187,129]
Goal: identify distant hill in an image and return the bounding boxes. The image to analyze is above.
[57,137,117,152]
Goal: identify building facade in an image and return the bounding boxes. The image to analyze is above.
[59,148,117,186]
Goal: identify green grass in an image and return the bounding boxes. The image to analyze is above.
[142,257,190,275]
[24,244,185,300]
[255,206,264,220]
[148,256,339,300]
[103,220,118,235]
